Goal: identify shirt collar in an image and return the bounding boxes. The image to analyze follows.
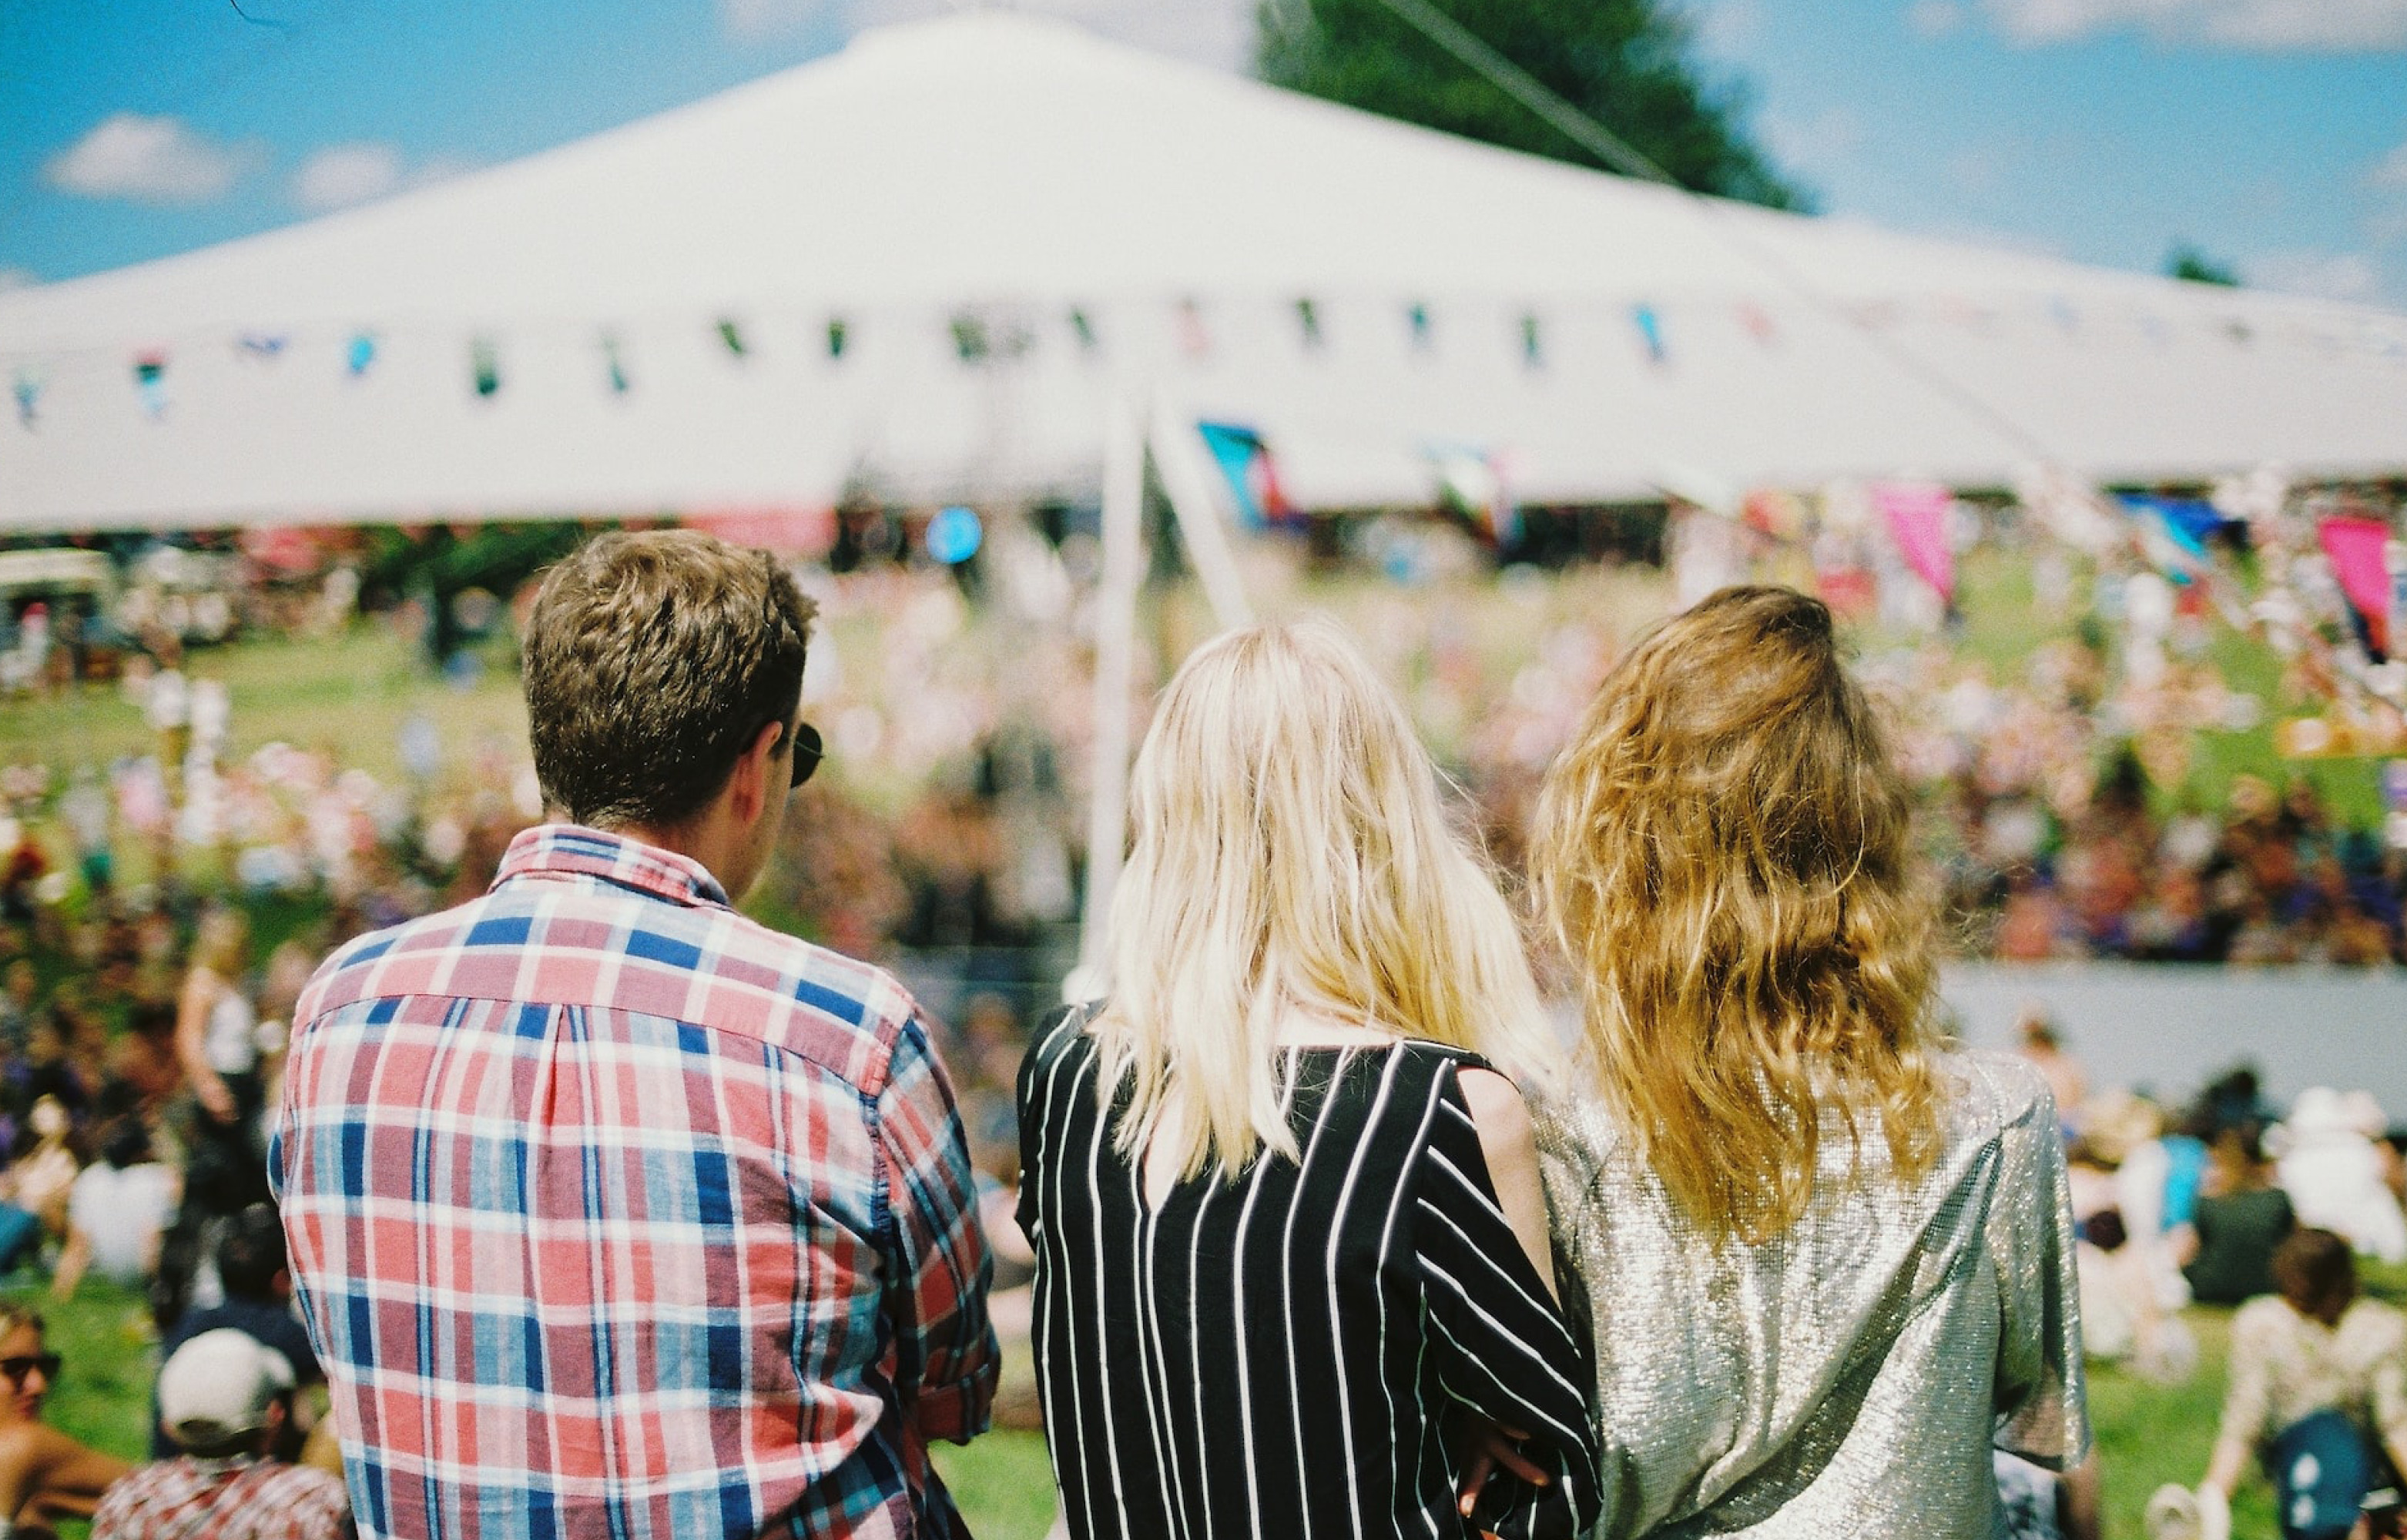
[492,824,731,910]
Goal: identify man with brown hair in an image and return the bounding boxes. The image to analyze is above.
[273,531,997,1539]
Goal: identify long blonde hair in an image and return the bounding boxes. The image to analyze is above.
[1532,586,1943,1244]
[1095,618,1561,1182]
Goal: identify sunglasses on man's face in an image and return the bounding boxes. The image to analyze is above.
[786,721,823,789]
[0,1353,60,1387]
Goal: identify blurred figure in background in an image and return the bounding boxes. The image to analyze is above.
[50,1118,178,1298]
[2278,1089,2407,1265]
[2181,1122,2296,1307]
[176,909,267,1212]
[95,1328,349,1540]
[2153,1228,2407,1540]
[0,1303,130,1535]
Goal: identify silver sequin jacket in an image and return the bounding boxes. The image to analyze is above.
[1534,1050,2090,1539]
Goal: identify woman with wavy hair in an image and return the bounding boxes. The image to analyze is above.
[1528,586,2088,1539]
[1017,618,1602,1540]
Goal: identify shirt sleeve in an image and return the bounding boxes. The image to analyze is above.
[2216,1302,2278,1451]
[876,1010,1001,1445]
[2365,1311,2407,1456]
[1414,1063,1604,1540]
[1989,1075,2092,1469]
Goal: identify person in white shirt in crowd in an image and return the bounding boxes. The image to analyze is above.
[51,1119,179,1298]
[2277,1089,2407,1265]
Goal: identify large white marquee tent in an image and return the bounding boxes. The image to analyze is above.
[4,12,2407,531]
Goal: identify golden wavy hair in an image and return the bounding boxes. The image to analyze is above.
[1095,618,1564,1183]
[1532,585,1943,1244]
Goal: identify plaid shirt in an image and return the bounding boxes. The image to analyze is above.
[271,825,997,1540]
[92,1455,353,1540]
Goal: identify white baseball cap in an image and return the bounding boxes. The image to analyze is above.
[156,1330,295,1450]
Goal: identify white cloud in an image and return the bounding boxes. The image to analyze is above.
[2244,247,2382,301]
[291,142,404,211]
[1983,0,2407,48]
[44,113,257,204]
[1760,107,1867,171]
[2372,142,2407,187]
[1909,0,1972,35]
[724,0,1249,67]
[0,270,37,293]
[290,144,481,213]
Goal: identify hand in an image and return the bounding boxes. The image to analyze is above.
[1456,1415,1550,1519]
[198,1080,236,1124]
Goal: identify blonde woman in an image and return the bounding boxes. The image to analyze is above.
[175,907,270,1216]
[1528,587,2087,1539]
[1017,620,1601,1540]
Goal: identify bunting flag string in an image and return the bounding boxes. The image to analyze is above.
[1423,442,1517,546]
[133,354,167,418]
[1195,420,1292,530]
[346,332,378,377]
[1631,303,1667,366]
[1873,481,1954,603]
[2319,515,2395,662]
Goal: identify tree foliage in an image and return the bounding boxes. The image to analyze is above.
[1256,0,1809,211]
[2165,243,2240,287]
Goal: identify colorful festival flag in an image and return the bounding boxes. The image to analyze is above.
[1631,303,1667,366]
[236,333,289,361]
[2116,492,2228,584]
[1176,299,1211,360]
[1295,298,1323,350]
[1195,420,1292,529]
[346,333,378,377]
[1423,442,1518,547]
[12,370,40,430]
[716,319,749,359]
[133,353,168,419]
[826,318,850,360]
[1406,303,1432,351]
[602,334,630,396]
[1519,313,1544,369]
[471,337,501,399]
[1874,481,1954,601]
[2318,516,2395,661]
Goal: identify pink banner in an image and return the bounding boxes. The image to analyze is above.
[2319,516,2394,658]
[1875,482,1955,601]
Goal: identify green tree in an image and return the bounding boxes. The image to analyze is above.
[2165,243,2239,286]
[1256,0,1809,210]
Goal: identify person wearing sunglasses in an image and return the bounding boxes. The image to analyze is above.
[0,1303,129,1538]
[273,532,996,1540]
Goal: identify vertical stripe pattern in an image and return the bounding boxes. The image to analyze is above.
[1017,1010,1603,1540]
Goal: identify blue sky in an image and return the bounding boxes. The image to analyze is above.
[3,0,2402,305]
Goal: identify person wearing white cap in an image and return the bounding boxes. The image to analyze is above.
[89,1330,347,1540]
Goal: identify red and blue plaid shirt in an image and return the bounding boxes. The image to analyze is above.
[272,825,997,1540]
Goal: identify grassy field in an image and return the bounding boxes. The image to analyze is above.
[22,1260,2407,1540]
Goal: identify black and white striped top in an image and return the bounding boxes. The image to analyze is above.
[1015,1009,1603,1540]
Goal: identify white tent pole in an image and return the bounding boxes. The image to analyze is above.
[1074,390,1148,989]
[1148,402,1255,633]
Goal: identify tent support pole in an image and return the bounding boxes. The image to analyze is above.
[1074,393,1148,987]
[1149,404,1254,632]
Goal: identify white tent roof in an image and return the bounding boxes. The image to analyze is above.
[4,12,2405,527]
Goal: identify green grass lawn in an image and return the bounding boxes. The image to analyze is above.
[24,1259,2407,1538]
